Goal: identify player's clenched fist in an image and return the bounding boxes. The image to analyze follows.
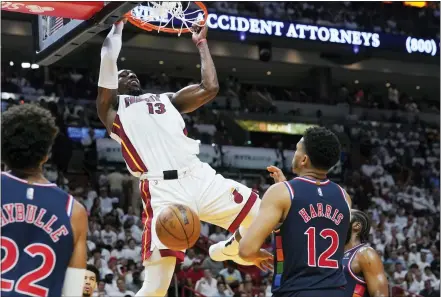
[192,22,208,45]
[267,166,287,183]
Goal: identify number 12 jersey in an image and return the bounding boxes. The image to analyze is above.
[272,176,350,295]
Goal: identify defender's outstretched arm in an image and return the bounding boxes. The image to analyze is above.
[97,22,124,133]
[169,24,219,113]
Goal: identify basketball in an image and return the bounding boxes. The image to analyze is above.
[156,204,201,251]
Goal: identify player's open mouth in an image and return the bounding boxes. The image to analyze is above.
[129,79,140,86]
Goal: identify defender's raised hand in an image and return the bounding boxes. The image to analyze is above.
[267,166,287,183]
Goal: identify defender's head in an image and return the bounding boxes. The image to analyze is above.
[83,264,99,297]
[292,127,341,175]
[118,69,142,96]
[2,104,58,173]
[346,209,371,244]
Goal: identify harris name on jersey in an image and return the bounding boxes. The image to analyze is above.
[298,203,345,225]
[1,202,70,243]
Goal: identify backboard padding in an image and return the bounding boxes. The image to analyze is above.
[34,1,140,65]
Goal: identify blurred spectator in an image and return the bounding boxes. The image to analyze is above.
[219,261,243,285]
[101,223,117,247]
[195,269,218,296]
[112,277,135,297]
[99,187,119,216]
[419,280,439,297]
[216,282,234,297]
[107,168,125,199]
[182,249,197,269]
[122,239,142,263]
[209,226,227,243]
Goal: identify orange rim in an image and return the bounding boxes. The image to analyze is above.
[125,1,208,34]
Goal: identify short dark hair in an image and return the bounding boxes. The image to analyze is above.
[303,127,341,171]
[2,104,58,170]
[351,210,371,243]
[86,264,100,280]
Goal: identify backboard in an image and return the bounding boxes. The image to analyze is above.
[2,1,140,65]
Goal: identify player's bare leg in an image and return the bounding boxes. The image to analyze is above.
[135,250,176,297]
[209,199,261,265]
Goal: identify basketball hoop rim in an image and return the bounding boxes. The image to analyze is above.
[124,1,208,34]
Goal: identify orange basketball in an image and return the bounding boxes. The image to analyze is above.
[156,204,201,251]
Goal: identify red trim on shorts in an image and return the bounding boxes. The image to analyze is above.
[183,128,188,136]
[227,191,258,233]
[112,115,148,173]
[141,180,154,262]
[160,250,185,263]
[140,180,185,263]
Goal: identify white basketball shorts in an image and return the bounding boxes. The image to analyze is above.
[138,161,259,263]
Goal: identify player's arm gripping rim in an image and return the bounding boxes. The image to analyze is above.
[96,21,125,133]
[239,183,292,270]
[357,246,389,297]
[165,23,219,113]
[62,200,88,296]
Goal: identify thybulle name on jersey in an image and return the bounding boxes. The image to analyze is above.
[1,203,70,243]
[298,203,345,225]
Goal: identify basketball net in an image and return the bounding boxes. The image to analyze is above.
[126,1,207,36]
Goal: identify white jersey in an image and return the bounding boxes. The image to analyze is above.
[110,93,200,176]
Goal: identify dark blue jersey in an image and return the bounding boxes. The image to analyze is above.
[342,244,370,297]
[272,177,351,295]
[1,172,74,297]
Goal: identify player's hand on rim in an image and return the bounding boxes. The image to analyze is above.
[267,166,287,183]
[253,249,274,272]
[192,22,208,45]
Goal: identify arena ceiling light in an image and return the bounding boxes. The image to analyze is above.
[21,62,30,69]
[9,61,14,66]
[354,80,359,84]
[386,82,391,87]
[416,86,420,90]
[159,60,164,65]
[31,64,39,69]
[266,71,272,76]
[196,64,201,69]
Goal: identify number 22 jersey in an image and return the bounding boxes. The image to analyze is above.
[1,172,74,297]
[272,177,350,295]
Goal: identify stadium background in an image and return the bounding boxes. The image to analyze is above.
[1,2,440,297]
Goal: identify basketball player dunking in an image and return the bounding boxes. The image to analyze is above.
[239,127,352,297]
[1,104,88,297]
[343,210,389,297]
[97,21,271,297]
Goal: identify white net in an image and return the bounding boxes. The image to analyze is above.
[130,1,205,36]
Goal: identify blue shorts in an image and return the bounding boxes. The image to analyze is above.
[274,288,345,297]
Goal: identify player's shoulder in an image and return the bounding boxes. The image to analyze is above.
[71,199,87,219]
[2,172,63,194]
[264,182,293,203]
[356,244,380,259]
